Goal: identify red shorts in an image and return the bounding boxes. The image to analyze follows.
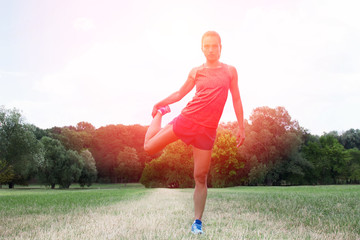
[170,114,217,150]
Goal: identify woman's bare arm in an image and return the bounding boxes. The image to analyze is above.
[152,67,197,117]
[229,65,245,147]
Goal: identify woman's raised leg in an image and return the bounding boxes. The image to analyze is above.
[144,112,178,155]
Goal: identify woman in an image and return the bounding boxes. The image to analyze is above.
[144,31,245,234]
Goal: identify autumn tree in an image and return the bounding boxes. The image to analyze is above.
[91,124,148,182]
[76,121,95,149]
[115,147,141,185]
[140,141,194,188]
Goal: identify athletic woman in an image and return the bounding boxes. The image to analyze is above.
[144,31,245,234]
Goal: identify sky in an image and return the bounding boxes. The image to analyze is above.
[1,0,359,135]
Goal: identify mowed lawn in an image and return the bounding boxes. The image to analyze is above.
[0,184,359,240]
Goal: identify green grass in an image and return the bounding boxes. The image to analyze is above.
[0,183,147,216]
[1,184,359,239]
[205,185,360,239]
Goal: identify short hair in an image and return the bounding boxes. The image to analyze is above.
[201,31,221,47]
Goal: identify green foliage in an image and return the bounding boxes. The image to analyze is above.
[78,149,98,187]
[38,137,66,188]
[301,134,349,184]
[248,163,267,185]
[47,122,95,152]
[338,129,360,149]
[280,150,314,185]
[29,124,49,140]
[0,159,15,184]
[115,147,141,184]
[0,107,42,187]
[50,127,85,152]
[344,148,360,183]
[238,106,304,185]
[2,104,359,188]
[140,141,194,188]
[209,131,244,187]
[38,137,85,189]
[57,150,84,188]
[91,124,148,182]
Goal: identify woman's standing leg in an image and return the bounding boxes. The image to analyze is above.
[192,147,212,220]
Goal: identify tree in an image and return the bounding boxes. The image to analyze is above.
[78,149,97,187]
[115,147,141,185]
[0,159,15,185]
[248,163,268,185]
[346,148,360,183]
[30,124,49,140]
[58,150,84,188]
[50,127,84,152]
[280,150,314,185]
[140,141,194,188]
[38,136,84,189]
[338,129,360,149]
[91,124,129,182]
[209,130,245,187]
[76,121,96,132]
[38,137,67,188]
[76,122,95,149]
[90,124,148,182]
[240,106,304,185]
[302,135,347,184]
[320,135,347,184]
[0,107,42,187]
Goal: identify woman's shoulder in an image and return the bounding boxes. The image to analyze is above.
[188,64,205,79]
[221,63,236,71]
[191,64,206,72]
[222,63,237,80]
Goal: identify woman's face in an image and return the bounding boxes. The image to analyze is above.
[202,36,222,63]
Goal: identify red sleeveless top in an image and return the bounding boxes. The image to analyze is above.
[181,63,232,128]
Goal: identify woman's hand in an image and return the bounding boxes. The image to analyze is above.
[236,128,245,147]
[152,105,159,118]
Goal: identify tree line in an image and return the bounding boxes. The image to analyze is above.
[1,105,359,188]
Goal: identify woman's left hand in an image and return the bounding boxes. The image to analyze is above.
[236,128,245,147]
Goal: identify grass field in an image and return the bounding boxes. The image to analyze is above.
[0,184,359,240]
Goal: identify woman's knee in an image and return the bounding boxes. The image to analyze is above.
[194,170,208,185]
[144,125,178,155]
[143,142,152,154]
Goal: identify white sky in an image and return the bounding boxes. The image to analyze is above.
[1,0,359,135]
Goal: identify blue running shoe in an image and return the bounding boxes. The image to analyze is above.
[191,219,203,234]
